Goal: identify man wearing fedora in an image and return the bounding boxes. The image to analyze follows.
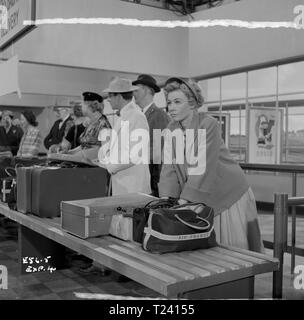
[133,75,170,197]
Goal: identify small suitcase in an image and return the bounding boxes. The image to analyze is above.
[16,167,34,213]
[61,193,157,239]
[30,167,109,218]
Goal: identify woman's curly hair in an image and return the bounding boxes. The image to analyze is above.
[164,78,204,109]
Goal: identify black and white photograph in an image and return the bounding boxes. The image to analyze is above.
[0,0,304,308]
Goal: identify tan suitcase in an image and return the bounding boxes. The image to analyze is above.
[61,193,157,239]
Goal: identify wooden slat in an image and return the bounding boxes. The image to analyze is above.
[103,238,212,279]
[166,260,278,297]
[210,247,268,265]
[184,252,241,271]
[102,237,141,249]
[108,244,195,281]
[157,256,211,278]
[169,255,226,274]
[202,250,253,267]
[94,246,177,285]
[219,244,279,264]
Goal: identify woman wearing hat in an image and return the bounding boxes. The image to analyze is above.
[17,111,42,158]
[64,92,111,162]
[158,78,264,253]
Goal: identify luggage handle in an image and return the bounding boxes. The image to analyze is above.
[174,214,211,231]
[172,202,213,220]
[144,198,176,209]
[4,167,16,178]
[172,202,207,209]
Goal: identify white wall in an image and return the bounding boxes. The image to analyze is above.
[2,0,304,80]
[189,0,304,78]
[0,61,168,102]
[1,0,189,77]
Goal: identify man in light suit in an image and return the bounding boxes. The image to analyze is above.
[99,77,151,195]
[133,75,170,197]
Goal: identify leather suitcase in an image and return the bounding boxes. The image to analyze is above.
[29,166,109,218]
[16,167,34,213]
[61,193,157,239]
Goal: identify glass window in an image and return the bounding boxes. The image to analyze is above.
[228,107,246,162]
[286,105,304,164]
[279,61,304,95]
[222,73,246,101]
[198,78,220,103]
[200,62,304,165]
[207,105,246,162]
[248,67,277,98]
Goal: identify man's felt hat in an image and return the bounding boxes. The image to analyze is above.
[132,74,160,93]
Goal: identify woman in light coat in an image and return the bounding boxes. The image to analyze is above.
[158,77,264,253]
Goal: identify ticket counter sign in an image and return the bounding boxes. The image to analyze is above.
[248,107,283,164]
[0,0,36,50]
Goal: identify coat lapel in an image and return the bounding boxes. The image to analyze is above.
[144,103,156,121]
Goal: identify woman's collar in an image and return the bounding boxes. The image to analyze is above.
[177,110,199,131]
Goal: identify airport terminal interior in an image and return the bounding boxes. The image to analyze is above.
[0,0,304,300]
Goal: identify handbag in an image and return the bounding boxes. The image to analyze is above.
[109,197,175,242]
[142,202,217,254]
[133,198,178,243]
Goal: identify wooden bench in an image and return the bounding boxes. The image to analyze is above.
[0,203,279,299]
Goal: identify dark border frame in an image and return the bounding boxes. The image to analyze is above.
[0,0,36,51]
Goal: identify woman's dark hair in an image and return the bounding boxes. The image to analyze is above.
[22,110,38,127]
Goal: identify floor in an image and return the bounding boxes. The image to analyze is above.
[0,211,304,300]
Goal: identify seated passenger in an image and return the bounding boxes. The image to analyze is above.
[44,106,74,153]
[17,111,42,158]
[0,110,23,156]
[158,77,265,253]
[59,103,88,153]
